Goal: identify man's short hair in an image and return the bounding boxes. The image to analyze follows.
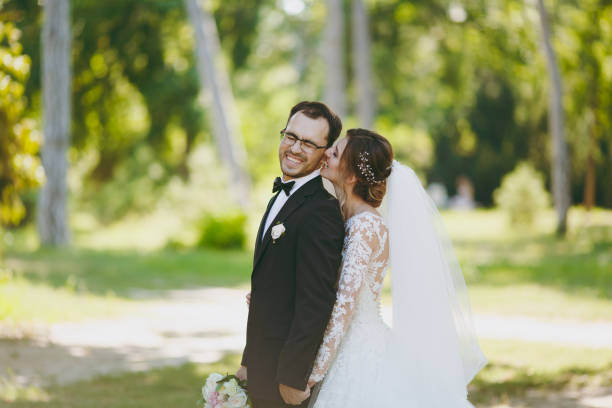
[285,101,343,148]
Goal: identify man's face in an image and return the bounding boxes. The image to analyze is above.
[279,112,329,181]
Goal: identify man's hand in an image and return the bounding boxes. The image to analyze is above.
[236,366,247,381]
[279,383,310,405]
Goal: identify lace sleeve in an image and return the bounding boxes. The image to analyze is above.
[308,216,380,383]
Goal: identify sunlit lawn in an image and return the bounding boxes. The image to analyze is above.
[0,247,251,325]
[471,339,612,406]
[445,207,612,321]
[0,207,611,406]
[2,342,612,407]
[1,206,611,324]
[383,206,612,320]
[3,247,251,296]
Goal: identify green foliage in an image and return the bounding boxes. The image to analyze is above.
[3,0,612,219]
[376,120,434,170]
[77,145,169,223]
[494,162,550,226]
[212,0,270,70]
[3,0,205,186]
[198,212,247,250]
[0,18,40,226]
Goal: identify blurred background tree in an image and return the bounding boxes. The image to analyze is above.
[0,11,40,227]
[494,161,550,226]
[536,0,570,235]
[185,0,251,209]
[0,0,610,242]
[38,0,71,246]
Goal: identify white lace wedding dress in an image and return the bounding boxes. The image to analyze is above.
[307,162,485,408]
[308,211,390,407]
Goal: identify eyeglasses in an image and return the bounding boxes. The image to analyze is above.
[280,130,327,154]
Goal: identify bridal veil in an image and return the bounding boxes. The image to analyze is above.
[382,160,487,406]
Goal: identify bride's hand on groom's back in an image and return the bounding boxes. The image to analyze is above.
[245,292,251,306]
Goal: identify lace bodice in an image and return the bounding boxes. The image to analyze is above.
[309,211,389,383]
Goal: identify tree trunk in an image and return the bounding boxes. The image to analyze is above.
[324,0,347,118]
[536,0,570,236]
[185,0,251,209]
[583,99,597,211]
[583,8,600,212]
[38,0,71,246]
[584,146,595,211]
[351,0,375,128]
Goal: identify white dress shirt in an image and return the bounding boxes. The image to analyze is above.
[262,169,321,241]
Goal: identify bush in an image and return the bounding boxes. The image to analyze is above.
[493,162,550,226]
[197,212,247,250]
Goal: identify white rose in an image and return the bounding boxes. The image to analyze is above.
[271,223,286,240]
[203,373,224,398]
[219,378,240,396]
[224,390,248,408]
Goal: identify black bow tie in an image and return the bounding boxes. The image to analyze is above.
[273,177,295,196]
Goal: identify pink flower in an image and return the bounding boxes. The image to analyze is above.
[207,391,221,407]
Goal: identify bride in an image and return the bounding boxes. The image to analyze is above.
[305,128,486,407]
[245,128,487,407]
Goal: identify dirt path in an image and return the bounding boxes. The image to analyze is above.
[1,288,247,386]
[2,287,612,407]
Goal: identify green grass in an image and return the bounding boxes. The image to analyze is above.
[2,341,611,407]
[0,247,251,324]
[0,354,242,407]
[3,247,251,297]
[380,207,612,320]
[0,276,134,326]
[468,284,612,320]
[1,207,610,406]
[450,208,612,321]
[470,339,612,405]
[1,206,611,324]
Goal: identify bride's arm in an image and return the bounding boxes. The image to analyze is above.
[308,220,378,384]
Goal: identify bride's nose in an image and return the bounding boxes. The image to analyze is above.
[325,147,333,158]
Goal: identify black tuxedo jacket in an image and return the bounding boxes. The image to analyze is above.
[241,175,345,403]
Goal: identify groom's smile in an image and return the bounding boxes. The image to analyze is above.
[278,111,329,180]
[283,152,305,167]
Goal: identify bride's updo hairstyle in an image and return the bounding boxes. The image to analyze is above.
[341,128,393,208]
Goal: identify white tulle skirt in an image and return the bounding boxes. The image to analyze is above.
[310,317,476,408]
[310,317,389,407]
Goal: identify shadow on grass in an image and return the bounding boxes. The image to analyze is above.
[4,220,612,301]
[469,361,612,406]
[3,247,252,298]
[2,348,241,408]
[4,351,611,408]
[456,224,612,299]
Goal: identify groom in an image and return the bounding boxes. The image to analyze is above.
[236,101,345,408]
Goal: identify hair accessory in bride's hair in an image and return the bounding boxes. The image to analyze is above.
[358,151,384,185]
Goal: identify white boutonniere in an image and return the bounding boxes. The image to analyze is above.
[271,222,286,243]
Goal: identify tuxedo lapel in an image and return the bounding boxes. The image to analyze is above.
[253,176,323,270]
[254,192,280,263]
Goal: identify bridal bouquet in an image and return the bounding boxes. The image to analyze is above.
[202,373,251,408]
